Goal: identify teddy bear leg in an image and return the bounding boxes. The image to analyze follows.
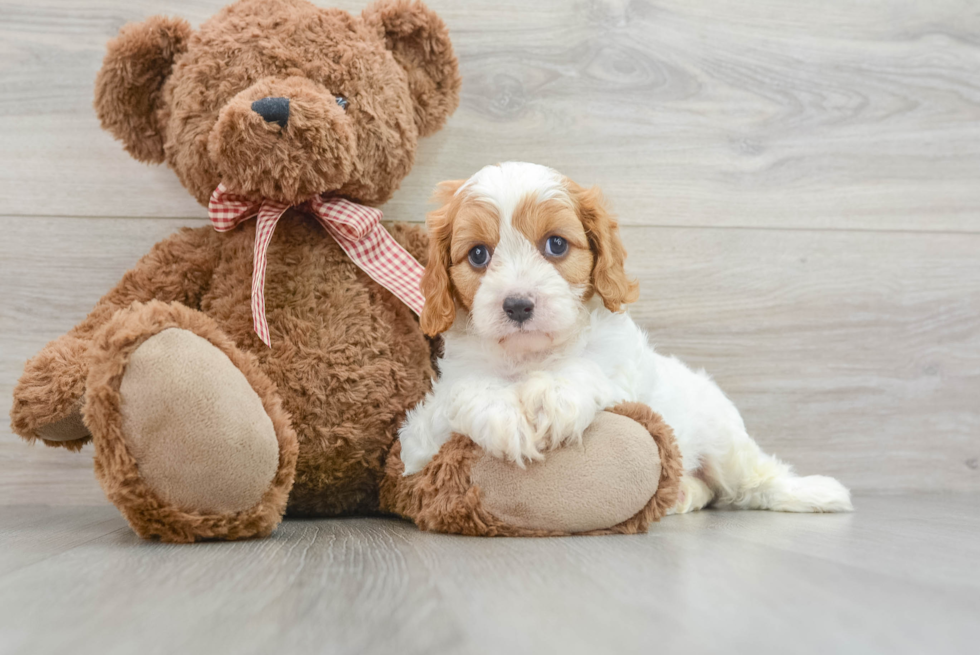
[380,402,683,536]
[83,301,298,542]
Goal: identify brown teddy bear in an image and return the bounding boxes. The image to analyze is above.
[9,0,682,542]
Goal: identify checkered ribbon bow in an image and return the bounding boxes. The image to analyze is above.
[209,183,425,347]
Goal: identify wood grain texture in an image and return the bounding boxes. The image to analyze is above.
[2,217,978,501]
[0,496,977,655]
[629,225,980,493]
[0,217,198,506]
[0,0,978,230]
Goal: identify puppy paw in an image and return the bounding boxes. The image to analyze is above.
[769,475,854,513]
[477,404,543,467]
[448,393,543,467]
[519,372,591,451]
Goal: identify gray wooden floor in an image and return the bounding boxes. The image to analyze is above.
[0,495,977,655]
[2,1,980,653]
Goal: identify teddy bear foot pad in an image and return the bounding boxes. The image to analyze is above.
[83,301,299,542]
[115,327,279,514]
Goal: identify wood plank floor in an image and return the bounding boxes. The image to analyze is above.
[0,495,977,655]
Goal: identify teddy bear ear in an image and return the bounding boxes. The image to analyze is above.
[363,0,461,137]
[94,16,192,163]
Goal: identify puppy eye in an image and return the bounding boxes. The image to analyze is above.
[468,244,491,268]
[335,95,349,111]
[544,235,568,257]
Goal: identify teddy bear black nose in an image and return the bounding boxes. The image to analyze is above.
[251,96,290,128]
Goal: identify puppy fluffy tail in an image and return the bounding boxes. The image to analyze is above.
[706,437,853,513]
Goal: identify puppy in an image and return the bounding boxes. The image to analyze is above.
[399,162,852,513]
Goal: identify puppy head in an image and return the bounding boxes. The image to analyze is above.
[420,162,638,355]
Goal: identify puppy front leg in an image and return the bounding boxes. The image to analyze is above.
[399,391,455,476]
[446,381,542,467]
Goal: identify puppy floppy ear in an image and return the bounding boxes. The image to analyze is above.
[94,16,191,164]
[363,0,462,137]
[419,180,465,336]
[572,183,640,312]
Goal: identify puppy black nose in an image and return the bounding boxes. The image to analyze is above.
[251,96,290,128]
[503,297,534,324]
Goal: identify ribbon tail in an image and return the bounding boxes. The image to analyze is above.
[250,202,289,346]
[323,222,426,316]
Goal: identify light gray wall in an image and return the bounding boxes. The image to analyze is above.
[2,0,978,503]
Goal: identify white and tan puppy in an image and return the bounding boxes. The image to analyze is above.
[399,162,852,514]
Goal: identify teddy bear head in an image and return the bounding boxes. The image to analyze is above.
[94,0,460,207]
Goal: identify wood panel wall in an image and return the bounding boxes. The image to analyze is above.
[2,0,978,503]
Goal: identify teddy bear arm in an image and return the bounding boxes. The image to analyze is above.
[9,227,218,447]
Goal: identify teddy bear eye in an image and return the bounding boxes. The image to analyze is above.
[335,95,349,111]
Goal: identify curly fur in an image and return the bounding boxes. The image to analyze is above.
[379,402,683,536]
[10,227,219,450]
[401,162,853,516]
[606,403,683,526]
[94,15,192,163]
[85,301,299,542]
[94,0,459,207]
[11,0,683,541]
[363,0,462,137]
[11,0,457,541]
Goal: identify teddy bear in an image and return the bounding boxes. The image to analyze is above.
[9,0,682,542]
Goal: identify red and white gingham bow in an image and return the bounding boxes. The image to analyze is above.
[209,183,425,347]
